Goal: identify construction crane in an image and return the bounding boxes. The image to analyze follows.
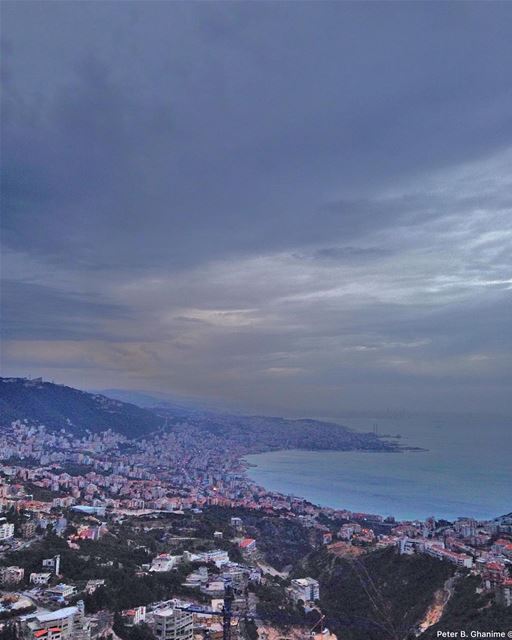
[175,581,324,640]
[174,578,237,640]
[309,613,325,635]
[273,611,326,640]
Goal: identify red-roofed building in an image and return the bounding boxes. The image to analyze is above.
[33,626,63,639]
[482,561,508,589]
[239,538,256,552]
[121,605,146,626]
[18,603,87,639]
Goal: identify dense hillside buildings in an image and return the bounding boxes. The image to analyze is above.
[0,381,511,637]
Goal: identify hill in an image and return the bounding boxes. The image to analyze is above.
[99,387,208,417]
[421,574,512,637]
[0,377,163,437]
[0,377,395,452]
[294,546,454,640]
[155,408,394,453]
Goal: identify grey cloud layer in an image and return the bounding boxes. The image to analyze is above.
[1,1,511,415]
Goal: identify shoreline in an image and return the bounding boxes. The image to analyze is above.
[239,447,508,524]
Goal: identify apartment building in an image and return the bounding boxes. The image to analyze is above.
[0,565,24,585]
[289,577,320,603]
[0,518,15,540]
[153,607,193,640]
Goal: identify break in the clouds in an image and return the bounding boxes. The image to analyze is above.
[1,1,511,416]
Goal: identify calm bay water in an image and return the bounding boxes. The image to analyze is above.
[244,416,512,521]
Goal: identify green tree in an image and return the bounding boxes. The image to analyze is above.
[0,624,17,640]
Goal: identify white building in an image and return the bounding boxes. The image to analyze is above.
[150,554,181,572]
[42,554,61,575]
[397,537,418,555]
[201,580,225,598]
[153,607,193,640]
[46,583,77,600]
[85,579,105,594]
[18,602,89,639]
[0,519,15,541]
[122,605,146,626]
[183,549,229,568]
[290,578,320,603]
[424,543,473,568]
[30,572,52,585]
[183,566,209,588]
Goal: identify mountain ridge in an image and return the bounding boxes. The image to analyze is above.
[0,376,395,452]
[0,377,163,438]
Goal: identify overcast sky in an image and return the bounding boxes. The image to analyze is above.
[1,1,511,417]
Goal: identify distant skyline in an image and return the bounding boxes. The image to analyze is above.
[1,2,511,417]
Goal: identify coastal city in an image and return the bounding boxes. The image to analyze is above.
[3,0,512,637]
[0,381,511,640]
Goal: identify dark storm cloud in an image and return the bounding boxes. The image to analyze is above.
[0,279,130,341]
[1,1,511,415]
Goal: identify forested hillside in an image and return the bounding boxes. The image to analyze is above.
[0,377,163,437]
[294,547,454,640]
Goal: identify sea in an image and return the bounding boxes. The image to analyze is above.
[244,415,512,522]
